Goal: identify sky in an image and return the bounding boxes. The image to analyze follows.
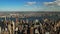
[0,0,60,11]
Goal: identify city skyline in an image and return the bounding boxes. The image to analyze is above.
[0,0,60,11]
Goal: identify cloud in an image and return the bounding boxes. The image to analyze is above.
[27,2,36,5]
[24,2,36,6]
[44,0,60,7]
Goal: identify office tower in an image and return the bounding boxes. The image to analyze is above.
[16,17,19,27]
[16,17,18,23]
[35,19,39,23]
[8,23,11,34]
[34,27,39,34]
[0,27,1,34]
[20,19,23,24]
[30,27,34,34]
[12,21,15,34]
[26,19,28,24]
